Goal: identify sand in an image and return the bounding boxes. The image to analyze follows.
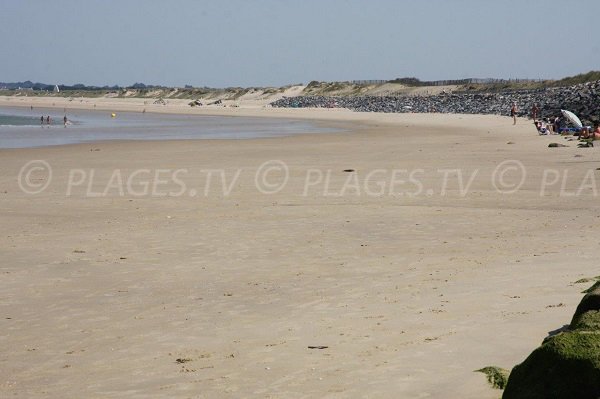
[1,97,599,398]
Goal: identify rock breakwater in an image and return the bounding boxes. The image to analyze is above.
[271,81,600,126]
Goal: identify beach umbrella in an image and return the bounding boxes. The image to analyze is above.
[561,109,583,128]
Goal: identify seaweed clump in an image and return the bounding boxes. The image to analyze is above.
[476,366,510,390]
[502,283,600,399]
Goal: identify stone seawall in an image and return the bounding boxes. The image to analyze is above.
[271,81,600,126]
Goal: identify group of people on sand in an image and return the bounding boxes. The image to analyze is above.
[511,102,555,133]
[521,102,600,139]
[40,115,69,127]
[580,125,600,140]
[533,112,561,136]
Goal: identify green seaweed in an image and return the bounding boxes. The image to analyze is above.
[575,278,595,284]
[503,332,600,398]
[572,286,600,322]
[476,366,510,390]
[582,280,600,294]
[571,311,600,331]
[502,277,600,398]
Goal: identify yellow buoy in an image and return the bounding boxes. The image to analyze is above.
[111,113,116,118]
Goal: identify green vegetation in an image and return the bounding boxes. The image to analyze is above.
[1,71,598,101]
[475,366,510,389]
[583,281,600,294]
[387,77,425,86]
[262,87,279,95]
[572,285,600,324]
[302,81,367,96]
[459,71,600,93]
[575,277,600,284]
[571,311,600,331]
[457,81,551,93]
[503,332,600,399]
[552,71,600,87]
[502,284,600,398]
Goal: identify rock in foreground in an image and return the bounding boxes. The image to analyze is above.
[503,286,600,399]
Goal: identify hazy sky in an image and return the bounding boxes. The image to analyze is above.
[2,0,599,87]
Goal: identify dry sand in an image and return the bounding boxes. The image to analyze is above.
[1,97,600,398]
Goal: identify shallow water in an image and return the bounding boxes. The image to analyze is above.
[0,106,338,148]
[0,113,42,127]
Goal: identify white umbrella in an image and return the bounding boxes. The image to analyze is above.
[561,109,583,128]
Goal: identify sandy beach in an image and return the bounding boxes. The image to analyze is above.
[1,99,599,398]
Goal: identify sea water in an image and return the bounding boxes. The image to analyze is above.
[0,106,338,149]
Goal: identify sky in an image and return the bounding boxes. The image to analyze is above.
[2,0,599,88]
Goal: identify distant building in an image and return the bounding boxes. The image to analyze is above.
[54,84,60,93]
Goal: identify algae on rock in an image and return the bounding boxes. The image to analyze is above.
[502,283,600,399]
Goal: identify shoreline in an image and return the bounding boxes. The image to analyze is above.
[0,100,361,150]
[0,94,523,126]
[0,95,521,151]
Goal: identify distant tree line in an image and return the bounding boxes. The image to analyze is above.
[0,81,168,91]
